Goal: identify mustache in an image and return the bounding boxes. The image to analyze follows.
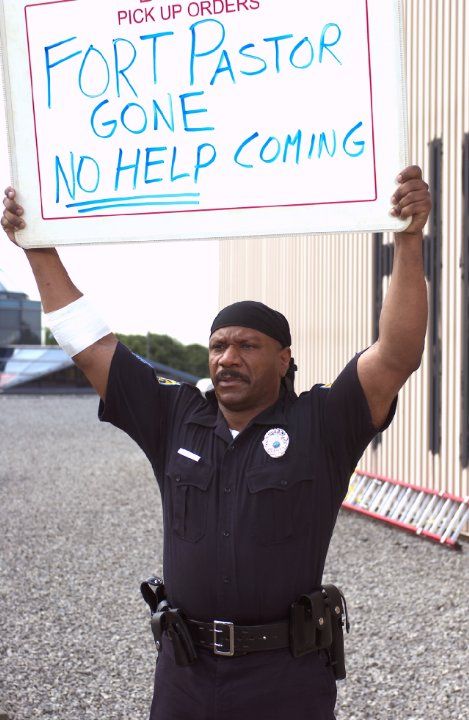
[215,370,250,385]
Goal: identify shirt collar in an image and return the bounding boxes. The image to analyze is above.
[184,386,291,430]
[183,389,218,427]
[250,395,289,426]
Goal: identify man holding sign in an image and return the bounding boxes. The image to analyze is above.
[1,165,430,719]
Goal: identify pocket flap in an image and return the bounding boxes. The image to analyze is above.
[246,457,313,493]
[167,452,212,491]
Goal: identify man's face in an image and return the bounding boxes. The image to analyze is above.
[209,326,291,412]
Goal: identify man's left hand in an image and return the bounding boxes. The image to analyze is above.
[391,165,432,236]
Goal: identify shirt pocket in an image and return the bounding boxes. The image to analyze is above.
[167,453,213,543]
[246,457,314,546]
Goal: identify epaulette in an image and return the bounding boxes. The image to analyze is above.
[155,374,180,386]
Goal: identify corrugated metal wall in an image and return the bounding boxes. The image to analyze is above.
[219,0,469,524]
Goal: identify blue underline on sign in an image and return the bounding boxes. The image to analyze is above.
[66,193,201,209]
[76,200,200,214]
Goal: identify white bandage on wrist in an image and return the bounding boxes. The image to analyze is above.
[44,295,112,357]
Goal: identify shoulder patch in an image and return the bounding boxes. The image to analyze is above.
[156,374,180,386]
[320,383,332,389]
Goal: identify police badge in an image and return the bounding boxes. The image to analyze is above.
[262,428,290,458]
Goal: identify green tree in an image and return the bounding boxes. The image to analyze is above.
[116,332,208,378]
[185,344,210,377]
[44,329,209,378]
[44,327,57,345]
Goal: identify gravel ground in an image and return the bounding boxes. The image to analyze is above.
[0,395,467,720]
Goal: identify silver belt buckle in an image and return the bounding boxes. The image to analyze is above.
[213,620,235,656]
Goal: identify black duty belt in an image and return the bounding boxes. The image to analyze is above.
[186,618,290,657]
[140,576,349,678]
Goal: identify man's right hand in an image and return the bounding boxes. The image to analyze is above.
[1,186,117,400]
[2,187,25,244]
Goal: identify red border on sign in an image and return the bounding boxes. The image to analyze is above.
[25,0,377,221]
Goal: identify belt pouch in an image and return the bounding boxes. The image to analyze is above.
[290,591,333,658]
[322,585,348,680]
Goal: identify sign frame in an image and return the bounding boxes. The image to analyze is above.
[0,0,410,247]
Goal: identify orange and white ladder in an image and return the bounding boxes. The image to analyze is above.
[343,470,469,549]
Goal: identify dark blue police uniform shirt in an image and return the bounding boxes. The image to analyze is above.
[99,342,396,626]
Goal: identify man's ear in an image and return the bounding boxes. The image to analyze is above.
[279,346,292,376]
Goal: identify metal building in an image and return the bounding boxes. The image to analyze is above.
[0,270,41,345]
[218,1,469,536]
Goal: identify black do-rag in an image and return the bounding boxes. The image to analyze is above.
[210,300,291,347]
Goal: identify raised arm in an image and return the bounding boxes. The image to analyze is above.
[1,187,117,399]
[357,165,431,428]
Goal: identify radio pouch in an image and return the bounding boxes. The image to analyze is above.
[289,590,333,658]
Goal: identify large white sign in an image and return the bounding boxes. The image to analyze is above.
[0,0,409,247]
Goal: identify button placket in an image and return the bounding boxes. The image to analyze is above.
[219,447,235,597]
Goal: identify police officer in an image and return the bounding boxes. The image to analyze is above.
[1,166,431,719]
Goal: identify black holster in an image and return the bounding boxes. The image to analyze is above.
[290,584,349,680]
[140,576,197,667]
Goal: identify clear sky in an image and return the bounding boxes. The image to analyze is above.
[0,94,219,347]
